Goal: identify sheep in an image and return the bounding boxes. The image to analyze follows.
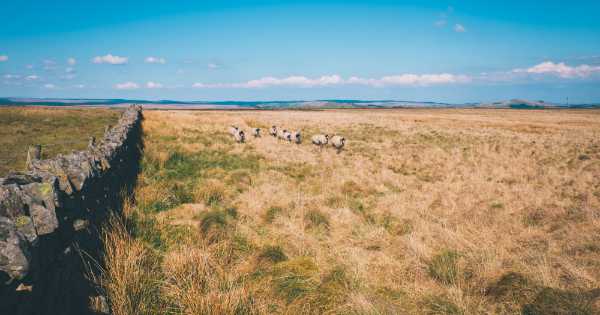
[330,135,346,153]
[283,131,292,142]
[252,128,261,137]
[291,131,302,144]
[269,126,278,137]
[311,134,329,147]
[234,130,246,143]
[277,129,289,140]
[229,125,239,136]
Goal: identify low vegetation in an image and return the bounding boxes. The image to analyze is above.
[102,109,600,314]
[0,107,121,175]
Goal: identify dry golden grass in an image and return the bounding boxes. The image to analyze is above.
[104,108,600,314]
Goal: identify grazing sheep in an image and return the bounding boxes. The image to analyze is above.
[234,130,246,143]
[311,134,329,147]
[269,126,278,137]
[283,131,292,142]
[229,125,239,136]
[291,131,302,144]
[330,135,346,153]
[277,129,288,140]
[252,128,261,137]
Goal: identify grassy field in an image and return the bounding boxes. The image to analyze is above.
[102,109,600,314]
[0,107,122,176]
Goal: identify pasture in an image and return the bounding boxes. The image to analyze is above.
[0,107,121,176]
[102,108,600,314]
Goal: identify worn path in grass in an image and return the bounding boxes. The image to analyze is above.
[104,109,600,315]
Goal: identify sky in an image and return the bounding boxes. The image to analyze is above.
[1,0,600,103]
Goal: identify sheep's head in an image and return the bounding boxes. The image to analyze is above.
[324,134,329,140]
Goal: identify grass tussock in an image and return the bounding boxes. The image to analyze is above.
[428,250,462,285]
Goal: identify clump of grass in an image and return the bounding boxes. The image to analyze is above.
[304,209,330,230]
[428,250,461,285]
[325,195,344,208]
[259,245,288,263]
[198,208,235,242]
[194,180,227,206]
[523,208,546,227]
[523,287,600,315]
[264,206,284,223]
[422,295,463,315]
[490,201,504,209]
[102,216,165,315]
[272,256,319,302]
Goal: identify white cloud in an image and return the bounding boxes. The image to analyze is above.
[348,73,471,87]
[25,75,39,80]
[93,54,128,65]
[73,84,85,89]
[513,61,600,78]
[146,81,163,89]
[207,63,220,69]
[67,57,77,65]
[454,24,466,32]
[3,74,20,79]
[43,59,57,71]
[145,56,166,64]
[26,64,33,69]
[193,73,470,89]
[0,55,8,62]
[43,84,56,89]
[435,20,446,27]
[65,67,75,73]
[115,81,139,90]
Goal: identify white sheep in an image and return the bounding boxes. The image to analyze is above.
[234,130,246,143]
[269,126,278,137]
[252,128,261,137]
[330,135,346,153]
[291,131,302,144]
[311,134,329,147]
[277,129,288,140]
[229,125,239,136]
[283,131,292,142]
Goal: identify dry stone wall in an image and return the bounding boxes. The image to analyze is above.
[0,105,143,315]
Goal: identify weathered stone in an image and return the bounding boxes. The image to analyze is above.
[0,217,31,283]
[72,219,89,231]
[29,204,58,235]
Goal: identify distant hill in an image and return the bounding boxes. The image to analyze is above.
[0,97,598,109]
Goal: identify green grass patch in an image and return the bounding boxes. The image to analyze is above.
[272,256,319,302]
[304,209,330,230]
[259,245,288,263]
[0,107,121,176]
[428,250,461,285]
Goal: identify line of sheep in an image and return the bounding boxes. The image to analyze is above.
[228,125,346,152]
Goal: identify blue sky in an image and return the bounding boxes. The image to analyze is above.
[1,0,600,103]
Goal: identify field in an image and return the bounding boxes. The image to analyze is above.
[0,107,122,176]
[101,109,600,314]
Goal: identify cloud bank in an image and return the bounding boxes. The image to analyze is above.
[93,54,128,65]
[0,55,8,62]
[513,61,600,78]
[193,73,471,89]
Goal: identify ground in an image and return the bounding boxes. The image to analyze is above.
[102,109,600,314]
[0,107,122,176]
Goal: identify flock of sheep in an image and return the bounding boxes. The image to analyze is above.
[228,125,346,152]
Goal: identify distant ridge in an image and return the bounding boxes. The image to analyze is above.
[0,97,598,109]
